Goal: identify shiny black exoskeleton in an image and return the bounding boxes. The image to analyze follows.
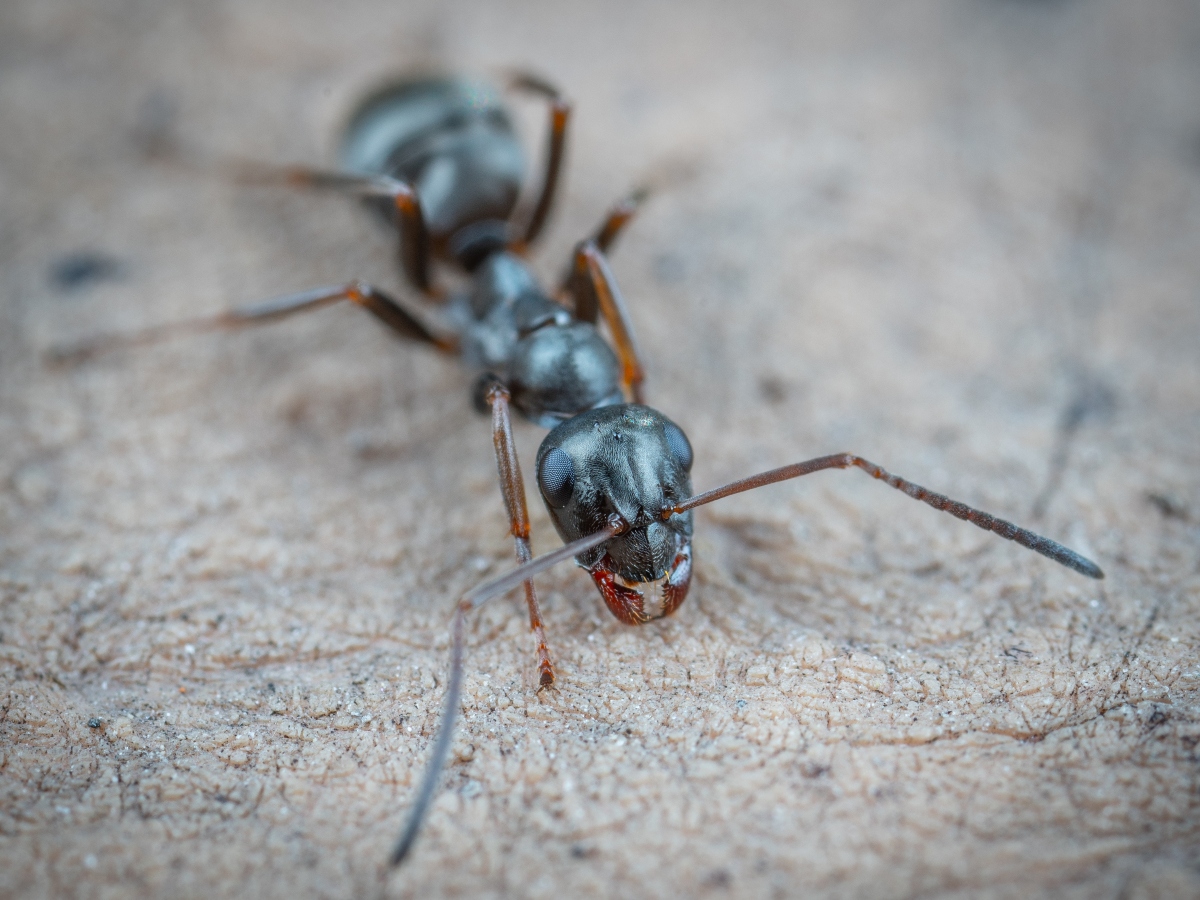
[338,74,628,427]
[456,252,623,426]
[338,76,688,610]
[340,76,526,269]
[535,406,695,624]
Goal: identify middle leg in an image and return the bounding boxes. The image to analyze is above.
[238,163,437,299]
[559,187,649,302]
[48,280,457,365]
[486,381,555,688]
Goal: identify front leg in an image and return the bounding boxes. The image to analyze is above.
[486,382,555,688]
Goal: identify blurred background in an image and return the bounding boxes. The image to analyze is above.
[1,1,1198,898]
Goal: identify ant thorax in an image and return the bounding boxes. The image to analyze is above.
[453,251,624,426]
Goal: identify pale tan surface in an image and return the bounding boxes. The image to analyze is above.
[2,1,1199,898]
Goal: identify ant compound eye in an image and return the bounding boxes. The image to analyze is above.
[663,421,693,472]
[538,447,575,508]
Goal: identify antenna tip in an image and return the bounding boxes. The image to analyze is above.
[389,836,414,868]
[1066,551,1104,580]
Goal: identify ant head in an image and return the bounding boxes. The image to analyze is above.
[536,405,694,622]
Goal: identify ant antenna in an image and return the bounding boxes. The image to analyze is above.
[389,520,622,867]
[662,453,1103,579]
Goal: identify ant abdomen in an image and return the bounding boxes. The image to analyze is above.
[339,75,525,265]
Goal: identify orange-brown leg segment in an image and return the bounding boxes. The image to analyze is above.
[559,188,649,306]
[507,72,571,248]
[239,163,437,299]
[486,383,556,688]
[572,241,646,403]
[592,187,649,254]
[49,280,457,365]
[216,280,455,348]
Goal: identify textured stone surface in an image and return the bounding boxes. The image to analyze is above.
[2,1,1199,897]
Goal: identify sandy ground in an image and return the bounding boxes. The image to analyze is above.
[2,1,1199,897]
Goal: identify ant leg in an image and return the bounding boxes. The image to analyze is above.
[571,241,646,403]
[50,281,457,365]
[238,163,437,298]
[506,72,571,248]
[485,381,556,688]
[592,187,650,254]
[559,188,650,300]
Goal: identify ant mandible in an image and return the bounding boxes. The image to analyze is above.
[54,72,1104,868]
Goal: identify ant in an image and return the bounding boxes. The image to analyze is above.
[54,71,1104,869]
